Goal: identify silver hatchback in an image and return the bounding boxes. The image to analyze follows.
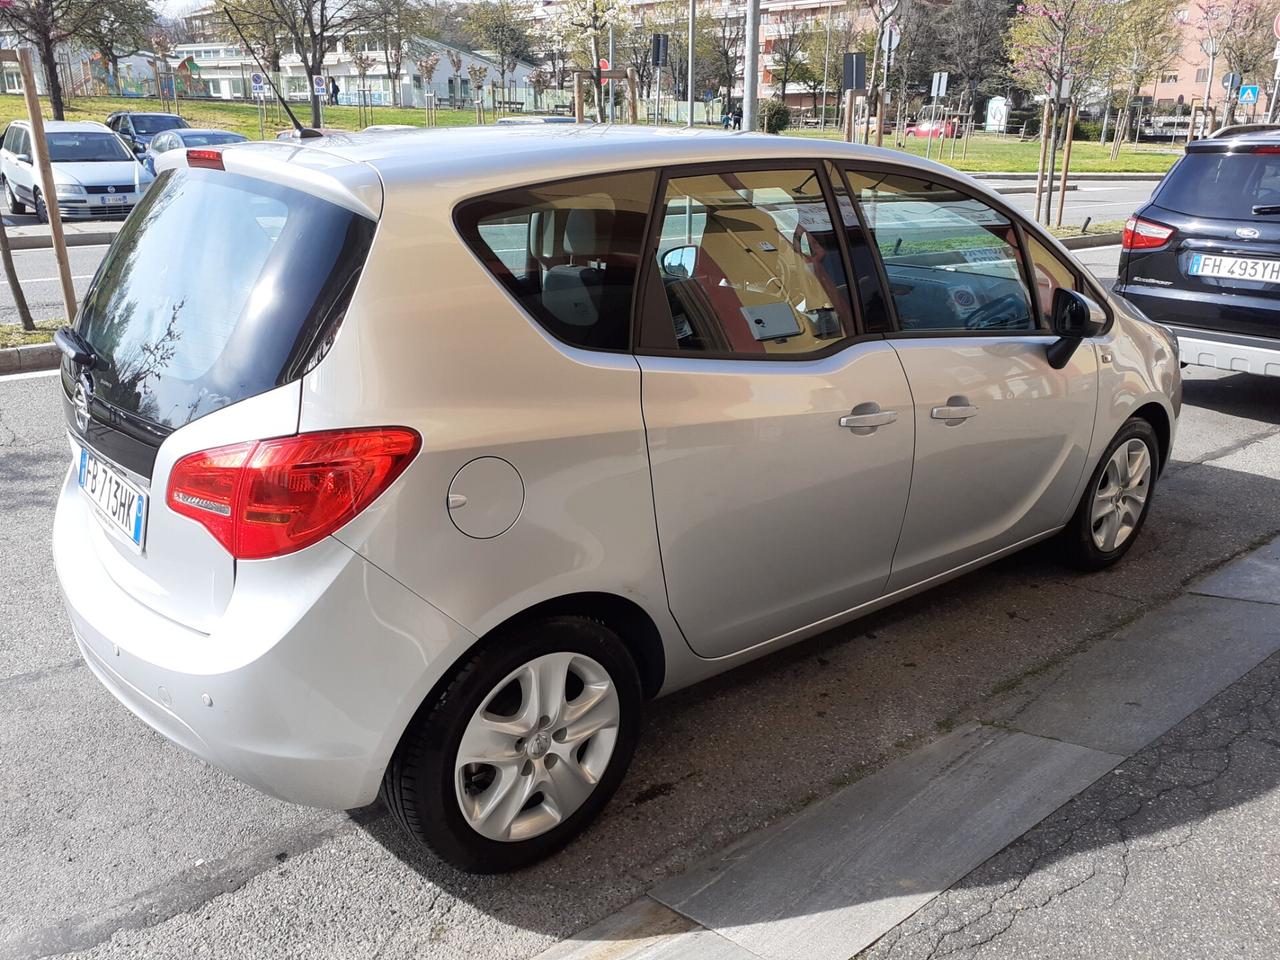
[53,127,1180,873]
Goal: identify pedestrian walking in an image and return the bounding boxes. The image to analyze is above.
[732,104,742,130]
[329,76,340,106]
[722,111,732,130]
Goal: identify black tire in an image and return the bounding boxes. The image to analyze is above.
[4,179,26,215]
[33,189,46,224]
[382,615,642,873]
[1062,416,1160,571]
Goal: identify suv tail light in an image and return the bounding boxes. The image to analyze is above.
[1122,216,1175,250]
[167,427,421,559]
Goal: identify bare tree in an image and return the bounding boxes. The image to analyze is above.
[0,0,99,118]
[768,7,810,101]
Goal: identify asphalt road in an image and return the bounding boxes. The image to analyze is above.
[993,180,1157,228]
[4,348,1280,959]
[0,245,104,326]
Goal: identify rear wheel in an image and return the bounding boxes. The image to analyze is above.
[382,616,642,873]
[33,188,47,224]
[1062,417,1159,570]
[5,179,26,215]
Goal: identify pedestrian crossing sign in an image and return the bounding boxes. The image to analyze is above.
[1239,85,1260,105]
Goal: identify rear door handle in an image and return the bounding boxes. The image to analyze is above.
[931,396,978,423]
[839,403,898,434]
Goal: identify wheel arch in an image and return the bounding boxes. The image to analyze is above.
[1132,400,1172,472]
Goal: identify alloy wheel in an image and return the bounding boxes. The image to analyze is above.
[454,651,620,842]
[1091,438,1152,552]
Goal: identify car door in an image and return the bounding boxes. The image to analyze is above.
[9,126,33,199]
[636,163,915,659]
[840,165,1100,591]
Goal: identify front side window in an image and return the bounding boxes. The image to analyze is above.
[641,167,852,356]
[1024,232,1079,321]
[850,172,1037,333]
[456,170,656,351]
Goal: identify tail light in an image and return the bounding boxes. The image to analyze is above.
[167,427,421,559]
[1122,216,1175,251]
[186,149,224,170]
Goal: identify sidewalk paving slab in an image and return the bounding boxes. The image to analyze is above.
[532,898,758,960]
[1189,539,1280,606]
[993,592,1280,755]
[649,723,1120,960]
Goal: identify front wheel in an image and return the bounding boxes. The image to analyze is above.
[1061,417,1160,570]
[33,189,47,224]
[382,616,642,873]
[5,179,26,215]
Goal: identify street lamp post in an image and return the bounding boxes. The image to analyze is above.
[743,0,760,131]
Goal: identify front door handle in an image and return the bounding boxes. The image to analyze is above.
[839,402,898,434]
[931,396,978,424]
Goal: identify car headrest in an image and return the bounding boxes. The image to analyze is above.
[564,207,614,257]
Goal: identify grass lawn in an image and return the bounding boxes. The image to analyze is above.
[785,128,1180,175]
[1048,217,1128,239]
[0,318,58,347]
[0,92,481,140]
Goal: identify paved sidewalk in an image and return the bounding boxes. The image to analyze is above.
[2,219,122,250]
[544,537,1280,960]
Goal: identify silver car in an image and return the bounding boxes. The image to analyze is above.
[52,127,1180,873]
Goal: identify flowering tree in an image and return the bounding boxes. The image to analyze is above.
[1008,0,1116,106]
[1196,0,1280,121]
[555,0,627,120]
[418,51,440,85]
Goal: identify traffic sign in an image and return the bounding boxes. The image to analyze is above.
[313,75,326,99]
[931,71,948,98]
[880,26,900,52]
[1273,10,1280,39]
[1239,84,1259,105]
[1223,71,1241,92]
[250,71,265,96]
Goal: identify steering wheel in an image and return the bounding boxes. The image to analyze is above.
[964,294,1028,331]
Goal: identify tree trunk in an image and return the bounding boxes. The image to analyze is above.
[590,34,604,122]
[38,37,64,120]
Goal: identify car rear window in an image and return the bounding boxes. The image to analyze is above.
[76,168,375,431]
[132,116,185,135]
[1156,151,1280,219]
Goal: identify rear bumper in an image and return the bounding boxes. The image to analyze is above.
[1115,284,1280,377]
[54,462,477,810]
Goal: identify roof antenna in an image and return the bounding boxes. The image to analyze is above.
[224,11,321,139]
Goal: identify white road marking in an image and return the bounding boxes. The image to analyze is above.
[12,274,93,284]
[0,367,59,382]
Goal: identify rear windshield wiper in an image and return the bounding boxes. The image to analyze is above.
[1252,204,1280,215]
[54,326,98,368]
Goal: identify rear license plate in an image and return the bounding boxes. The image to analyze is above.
[78,446,147,550]
[1188,253,1280,282]
[101,195,126,205]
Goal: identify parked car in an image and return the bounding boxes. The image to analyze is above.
[0,120,153,221]
[905,118,959,138]
[142,128,248,174]
[53,127,1180,874]
[494,115,579,124]
[1115,129,1280,377]
[105,112,189,153]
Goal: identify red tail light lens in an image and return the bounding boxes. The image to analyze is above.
[186,148,225,170]
[1122,216,1175,250]
[167,427,421,559]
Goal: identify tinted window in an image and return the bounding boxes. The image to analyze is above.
[76,168,375,430]
[829,162,891,331]
[850,172,1037,333]
[47,132,132,162]
[2,125,15,152]
[456,171,655,351]
[641,167,852,355]
[131,115,186,135]
[1156,152,1280,220]
[181,133,245,147]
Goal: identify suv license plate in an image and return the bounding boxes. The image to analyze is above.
[101,195,126,205]
[1189,253,1280,283]
[78,446,147,550]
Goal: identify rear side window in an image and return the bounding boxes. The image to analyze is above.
[1156,152,1280,219]
[456,171,656,351]
[76,168,375,431]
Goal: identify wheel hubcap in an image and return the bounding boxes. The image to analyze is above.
[1091,438,1152,552]
[455,651,620,842]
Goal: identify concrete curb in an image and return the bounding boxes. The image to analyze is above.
[974,171,1165,182]
[1060,232,1123,250]
[8,231,117,251]
[0,341,59,375]
[995,184,1077,196]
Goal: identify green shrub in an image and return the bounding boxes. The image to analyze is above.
[760,98,791,134]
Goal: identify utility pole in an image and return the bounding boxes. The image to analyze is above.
[686,0,695,126]
[743,0,760,131]
[609,26,616,123]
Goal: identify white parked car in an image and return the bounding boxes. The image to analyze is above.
[0,120,152,221]
[53,127,1181,873]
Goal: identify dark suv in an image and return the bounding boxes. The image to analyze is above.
[1115,131,1280,377]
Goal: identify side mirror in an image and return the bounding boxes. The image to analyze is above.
[660,244,697,279]
[15,153,30,165]
[1047,288,1107,369]
[130,141,145,154]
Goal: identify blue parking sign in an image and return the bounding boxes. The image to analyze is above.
[1239,85,1259,105]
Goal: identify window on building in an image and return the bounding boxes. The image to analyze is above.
[1195,68,1209,83]
[1161,72,1179,84]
